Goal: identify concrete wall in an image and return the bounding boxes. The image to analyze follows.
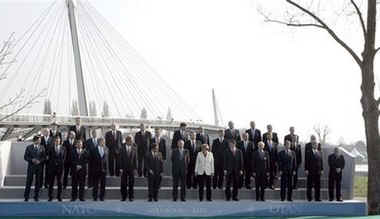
[0,141,12,186]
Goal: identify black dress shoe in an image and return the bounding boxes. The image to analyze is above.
[121,198,126,202]
[79,198,85,202]
[148,198,152,202]
[207,199,212,202]
[33,197,39,202]
[199,199,203,202]
[57,198,62,202]
[232,198,239,201]
[71,198,77,202]
[129,198,134,202]
[181,199,186,202]
[173,198,177,202]
[329,199,334,202]
[24,198,29,202]
[261,199,265,202]
[48,198,53,202]
[93,198,98,201]
[315,199,322,202]
[337,199,343,202]
[154,198,158,202]
[287,199,293,202]
[100,198,104,202]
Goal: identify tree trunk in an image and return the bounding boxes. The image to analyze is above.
[361,55,380,215]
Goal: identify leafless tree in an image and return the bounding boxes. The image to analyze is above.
[260,0,380,214]
[313,123,331,146]
[0,34,45,122]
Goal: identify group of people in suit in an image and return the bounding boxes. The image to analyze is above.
[23,119,345,203]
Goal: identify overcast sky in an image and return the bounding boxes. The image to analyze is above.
[0,0,378,144]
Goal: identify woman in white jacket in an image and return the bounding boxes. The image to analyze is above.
[195,144,214,201]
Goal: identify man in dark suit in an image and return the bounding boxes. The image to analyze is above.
[119,135,138,201]
[145,143,164,202]
[263,130,278,190]
[69,117,87,141]
[86,129,98,188]
[305,142,323,201]
[239,132,254,189]
[252,141,270,201]
[63,131,76,189]
[224,121,241,144]
[305,135,322,155]
[224,139,244,201]
[328,147,345,201]
[49,122,62,140]
[185,131,201,189]
[171,122,187,150]
[135,123,152,177]
[246,121,261,149]
[284,127,302,189]
[211,129,227,189]
[278,140,297,202]
[71,140,89,202]
[47,137,66,202]
[91,137,108,201]
[40,128,53,189]
[105,123,122,177]
[151,128,166,160]
[171,139,190,202]
[196,126,210,145]
[24,136,46,202]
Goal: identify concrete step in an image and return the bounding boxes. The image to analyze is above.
[3,175,329,188]
[0,186,350,200]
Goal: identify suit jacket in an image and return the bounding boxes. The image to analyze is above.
[196,133,210,145]
[211,138,227,166]
[224,129,241,143]
[305,149,323,174]
[171,148,190,176]
[263,132,279,145]
[24,144,46,170]
[328,153,345,175]
[119,144,138,172]
[71,148,89,174]
[305,142,322,156]
[238,140,254,170]
[285,134,302,167]
[263,139,278,166]
[252,149,270,174]
[135,131,152,156]
[195,151,214,176]
[145,151,163,175]
[63,139,75,163]
[91,146,109,173]
[69,125,87,141]
[41,136,54,149]
[278,149,296,174]
[105,130,122,155]
[49,130,62,140]
[246,128,262,147]
[223,148,244,174]
[151,137,167,160]
[185,139,201,170]
[46,144,66,173]
[171,130,187,149]
[85,138,97,151]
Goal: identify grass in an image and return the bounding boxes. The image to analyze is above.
[354,176,367,198]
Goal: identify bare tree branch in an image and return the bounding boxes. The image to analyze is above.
[350,0,367,40]
[284,0,363,67]
[0,89,46,122]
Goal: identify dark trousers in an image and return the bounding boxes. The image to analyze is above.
[148,173,162,200]
[280,172,293,201]
[186,166,197,189]
[173,173,186,200]
[242,166,251,188]
[307,173,321,201]
[225,172,239,200]
[137,152,147,177]
[93,171,106,200]
[268,162,277,187]
[63,162,73,188]
[255,172,267,201]
[48,168,63,199]
[293,166,299,189]
[120,170,135,200]
[87,164,94,187]
[198,173,212,201]
[213,163,224,189]
[39,162,46,188]
[43,162,49,188]
[109,152,120,176]
[24,167,42,199]
[71,169,86,200]
[328,172,342,201]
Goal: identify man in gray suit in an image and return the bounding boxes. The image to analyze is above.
[171,139,190,202]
